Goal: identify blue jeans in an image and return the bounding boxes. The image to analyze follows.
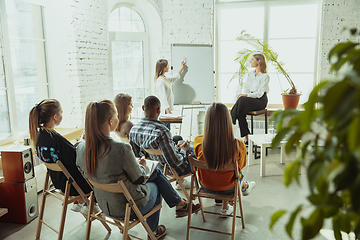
[148,167,182,208]
[111,168,182,232]
[110,182,160,232]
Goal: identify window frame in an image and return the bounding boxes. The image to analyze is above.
[215,0,322,107]
[108,31,150,109]
[108,5,150,113]
[0,0,49,144]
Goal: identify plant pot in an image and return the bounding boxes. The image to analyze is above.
[282,94,301,109]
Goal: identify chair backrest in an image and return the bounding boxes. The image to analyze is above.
[43,161,63,172]
[43,160,90,199]
[86,178,125,194]
[188,155,239,179]
[43,161,74,180]
[143,148,162,156]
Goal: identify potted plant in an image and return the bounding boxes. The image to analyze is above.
[231,30,301,109]
[269,28,360,239]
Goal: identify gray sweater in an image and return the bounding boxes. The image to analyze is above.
[76,136,150,216]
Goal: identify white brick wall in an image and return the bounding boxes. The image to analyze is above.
[155,0,214,59]
[69,0,110,126]
[50,0,360,137]
[320,0,360,80]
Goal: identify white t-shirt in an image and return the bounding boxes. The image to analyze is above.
[155,72,180,111]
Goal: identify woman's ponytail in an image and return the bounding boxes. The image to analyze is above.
[84,100,115,175]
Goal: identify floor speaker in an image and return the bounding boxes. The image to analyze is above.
[1,146,34,183]
[0,178,39,223]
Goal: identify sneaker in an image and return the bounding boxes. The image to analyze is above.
[80,203,102,215]
[215,199,222,206]
[242,181,256,196]
[71,202,82,212]
[176,202,201,218]
[176,178,191,190]
[80,203,89,215]
[220,205,233,218]
[148,225,166,240]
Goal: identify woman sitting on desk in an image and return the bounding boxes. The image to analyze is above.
[113,93,134,142]
[230,53,269,143]
[194,102,255,216]
[155,59,185,130]
[76,100,201,239]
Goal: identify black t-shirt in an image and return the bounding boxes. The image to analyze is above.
[36,129,90,195]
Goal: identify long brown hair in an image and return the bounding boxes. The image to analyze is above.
[202,102,237,170]
[253,53,267,73]
[114,93,132,132]
[84,100,116,175]
[29,99,61,149]
[154,59,168,80]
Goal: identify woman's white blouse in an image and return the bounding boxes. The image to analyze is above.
[156,72,180,111]
[243,70,270,98]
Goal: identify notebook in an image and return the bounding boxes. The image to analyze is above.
[144,159,159,183]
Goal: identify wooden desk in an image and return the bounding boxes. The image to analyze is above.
[160,117,183,124]
[0,208,8,217]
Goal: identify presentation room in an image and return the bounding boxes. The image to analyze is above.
[0,0,359,239]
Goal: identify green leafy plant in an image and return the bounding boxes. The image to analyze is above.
[269,28,360,239]
[231,30,297,94]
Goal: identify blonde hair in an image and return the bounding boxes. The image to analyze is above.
[154,59,168,80]
[202,102,237,170]
[113,93,132,132]
[84,100,116,176]
[29,99,61,149]
[253,53,267,73]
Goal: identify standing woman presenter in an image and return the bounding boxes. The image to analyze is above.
[230,53,269,143]
[155,59,185,130]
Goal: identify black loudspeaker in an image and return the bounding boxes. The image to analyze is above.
[1,146,34,183]
[0,178,39,223]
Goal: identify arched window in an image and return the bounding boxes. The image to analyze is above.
[108,6,149,115]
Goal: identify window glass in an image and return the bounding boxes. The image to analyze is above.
[112,40,144,104]
[5,0,48,134]
[269,4,318,39]
[0,39,10,138]
[217,1,320,105]
[109,7,145,32]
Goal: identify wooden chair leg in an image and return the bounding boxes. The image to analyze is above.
[85,192,95,240]
[36,173,50,239]
[122,204,130,240]
[194,180,206,221]
[58,182,71,240]
[231,187,238,240]
[186,192,193,240]
[238,185,245,229]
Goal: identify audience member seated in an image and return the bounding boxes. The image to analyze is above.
[113,93,134,142]
[29,99,92,214]
[76,100,201,239]
[194,102,256,217]
[129,96,193,189]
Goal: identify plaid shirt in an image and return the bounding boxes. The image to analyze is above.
[129,117,189,175]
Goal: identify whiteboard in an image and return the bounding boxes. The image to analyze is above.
[171,44,214,105]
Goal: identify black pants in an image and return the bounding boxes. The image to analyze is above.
[230,93,268,137]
